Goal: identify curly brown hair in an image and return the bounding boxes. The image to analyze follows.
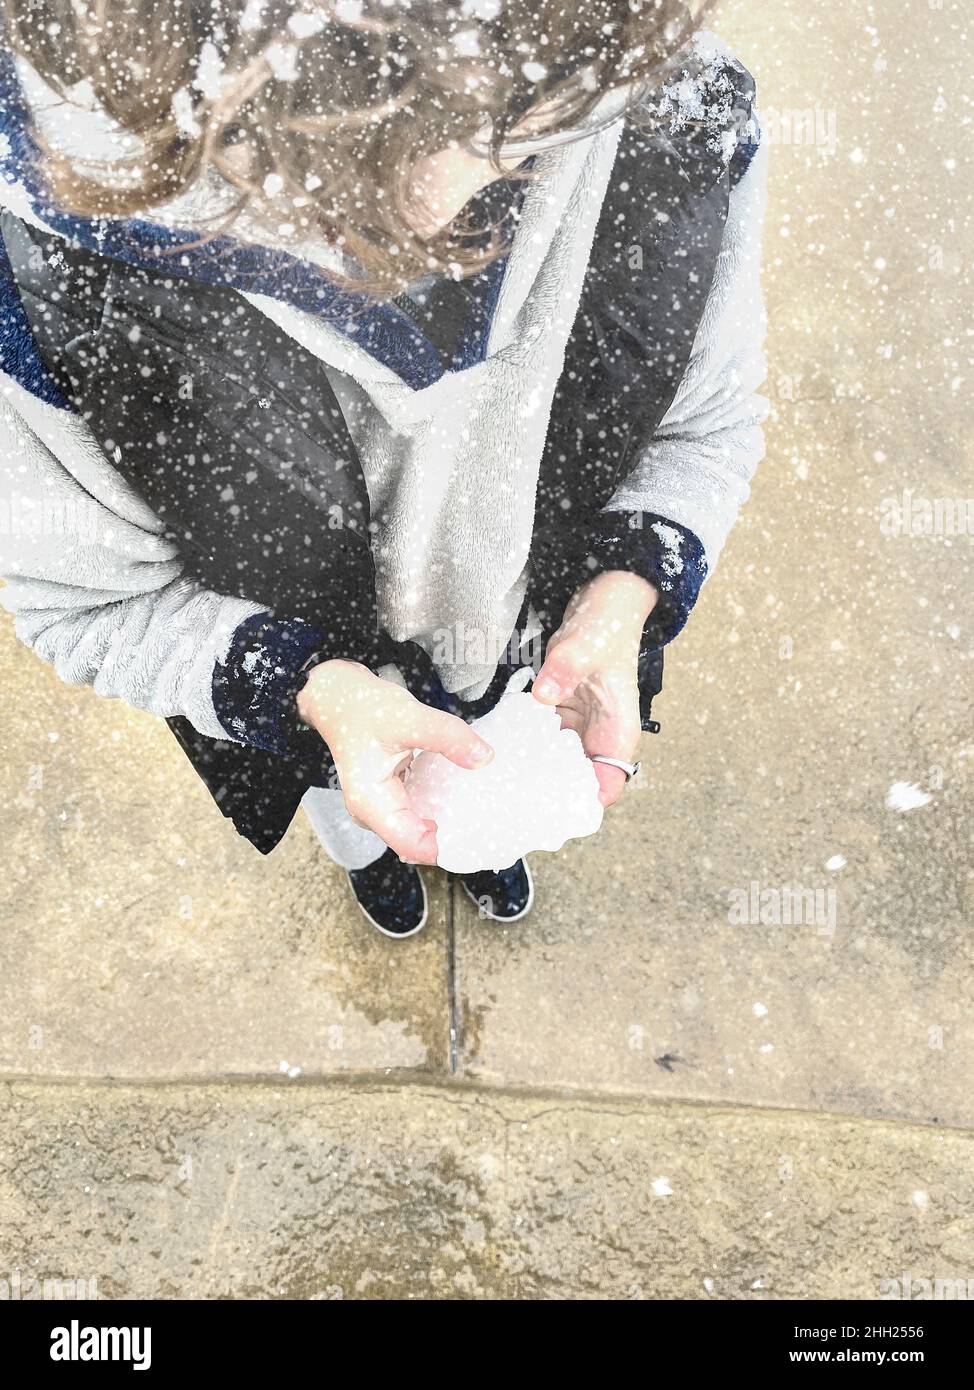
[2,0,709,293]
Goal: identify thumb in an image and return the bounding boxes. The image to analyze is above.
[533,641,593,705]
[412,705,495,770]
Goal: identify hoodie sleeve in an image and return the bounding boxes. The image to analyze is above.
[593,127,770,638]
[0,378,268,740]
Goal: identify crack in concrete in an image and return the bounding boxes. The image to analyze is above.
[5,1075,974,1143]
[446,877,462,1076]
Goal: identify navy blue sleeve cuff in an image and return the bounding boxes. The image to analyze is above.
[212,612,334,767]
[527,510,707,738]
[528,510,707,650]
[588,511,709,650]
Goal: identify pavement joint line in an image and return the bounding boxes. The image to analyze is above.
[3,1073,973,1141]
[446,875,462,1076]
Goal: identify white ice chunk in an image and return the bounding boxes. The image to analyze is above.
[886,781,932,812]
[405,667,603,873]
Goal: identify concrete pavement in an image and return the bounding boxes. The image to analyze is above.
[1,0,971,1298]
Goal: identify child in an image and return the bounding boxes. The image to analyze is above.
[0,1,767,936]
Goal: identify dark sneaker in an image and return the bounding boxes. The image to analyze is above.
[347,848,428,938]
[458,858,534,922]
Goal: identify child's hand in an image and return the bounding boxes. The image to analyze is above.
[532,571,658,807]
[297,659,494,864]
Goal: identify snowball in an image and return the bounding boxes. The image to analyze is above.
[405,667,603,873]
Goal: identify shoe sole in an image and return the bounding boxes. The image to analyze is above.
[459,859,534,923]
[346,870,429,939]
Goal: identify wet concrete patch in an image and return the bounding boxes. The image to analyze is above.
[0,635,452,1080]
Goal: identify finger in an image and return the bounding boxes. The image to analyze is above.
[579,677,641,807]
[344,776,440,865]
[533,641,593,705]
[592,760,628,808]
[409,705,495,769]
